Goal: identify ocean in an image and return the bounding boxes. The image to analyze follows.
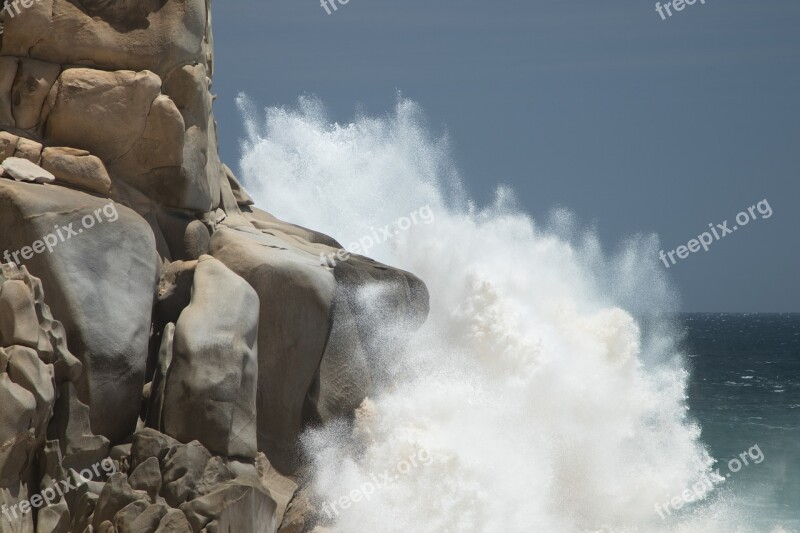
[683,313,800,531]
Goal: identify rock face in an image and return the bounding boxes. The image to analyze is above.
[162,256,260,459]
[0,0,429,531]
[0,180,159,442]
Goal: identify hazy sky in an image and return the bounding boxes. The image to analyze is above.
[211,0,799,312]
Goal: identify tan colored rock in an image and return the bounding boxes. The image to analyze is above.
[92,474,149,530]
[112,500,150,532]
[111,94,185,179]
[36,501,70,533]
[162,64,210,131]
[256,454,298,527]
[41,147,113,196]
[162,63,222,211]
[210,226,336,472]
[43,68,218,211]
[11,58,61,131]
[179,480,277,533]
[155,509,193,533]
[128,456,162,501]
[44,69,162,163]
[130,429,180,472]
[70,490,100,533]
[13,138,44,163]
[0,262,83,384]
[6,345,55,435]
[0,132,18,161]
[183,220,210,260]
[0,483,35,532]
[0,280,40,347]
[163,256,259,458]
[0,373,37,481]
[0,57,19,127]
[0,180,159,441]
[3,0,207,77]
[244,207,341,249]
[160,441,211,508]
[147,323,176,432]
[51,382,110,473]
[224,165,254,206]
[204,116,226,210]
[122,502,170,533]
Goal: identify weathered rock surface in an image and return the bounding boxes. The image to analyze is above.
[40,147,113,196]
[1,157,55,184]
[161,256,259,459]
[0,180,159,441]
[0,0,430,531]
[2,0,208,77]
[209,225,337,472]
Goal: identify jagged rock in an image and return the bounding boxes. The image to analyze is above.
[0,373,37,482]
[256,454,298,527]
[36,501,70,533]
[130,430,179,473]
[154,509,192,533]
[277,486,315,533]
[3,264,83,385]
[112,499,150,533]
[0,280,41,347]
[50,382,110,473]
[159,441,211,508]
[0,180,159,441]
[70,490,99,533]
[6,345,55,435]
[40,148,112,196]
[0,2,432,531]
[155,262,196,325]
[179,480,277,533]
[121,502,170,533]
[92,474,148,530]
[0,482,35,532]
[0,158,54,184]
[128,457,162,502]
[162,256,259,458]
[146,323,176,432]
[0,265,97,499]
[197,457,234,497]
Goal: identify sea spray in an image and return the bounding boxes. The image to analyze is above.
[237,95,750,532]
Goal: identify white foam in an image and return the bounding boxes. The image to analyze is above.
[237,94,758,532]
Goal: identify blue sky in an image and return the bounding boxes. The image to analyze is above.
[211,0,799,312]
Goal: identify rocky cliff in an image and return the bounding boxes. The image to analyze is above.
[0,2,429,531]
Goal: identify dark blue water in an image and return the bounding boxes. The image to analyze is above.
[681,313,800,530]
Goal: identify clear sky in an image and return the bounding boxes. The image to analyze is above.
[210,0,799,312]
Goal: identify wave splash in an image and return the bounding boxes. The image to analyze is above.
[238,95,752,532]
